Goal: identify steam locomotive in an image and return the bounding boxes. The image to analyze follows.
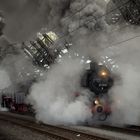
[81,62,114,95]
[81,62,114,121]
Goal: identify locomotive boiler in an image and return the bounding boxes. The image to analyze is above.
[81,62,114,96]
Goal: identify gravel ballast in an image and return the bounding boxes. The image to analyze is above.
[0,120,53,140]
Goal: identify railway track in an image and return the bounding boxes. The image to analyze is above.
[98,124,140,136]
[0,129,12,140]
[1,112,140,140]
[0,133,8,140]
[0,113,108,140]
[71,124,140,140]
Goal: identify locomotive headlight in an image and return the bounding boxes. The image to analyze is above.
[99,70,108,77]
[101,71,107,76]
[94,99,99,105]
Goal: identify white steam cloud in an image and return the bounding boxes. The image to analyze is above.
[28,58,92,125]
[27,0,108,125]
[1,0,140,125]
[28,0,140,125]
[111,65,140,125]
[102,35,140,125]
[0,69,11,90]
[0,69,11,111]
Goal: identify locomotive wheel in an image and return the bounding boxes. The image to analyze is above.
[98,113,108,121]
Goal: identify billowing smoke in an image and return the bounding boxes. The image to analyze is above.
[0,69,11,90]
[28,57,92,124]
[101,35,140,125]
[29,0,140,125]
[1,0,140,125]
[0,0,47,42]
[60,0,109,56]
[0,0,71,42]
[0,68,11,111]
[0,34,40,94]
[27,0,109,125]
[0,0,108,43]
[110,64,140,125]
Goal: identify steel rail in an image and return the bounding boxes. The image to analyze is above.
[90,124,140,137]
[0,113,108,140]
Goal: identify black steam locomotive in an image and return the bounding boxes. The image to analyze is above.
[81,62,114,121]
[81,62,114,96]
